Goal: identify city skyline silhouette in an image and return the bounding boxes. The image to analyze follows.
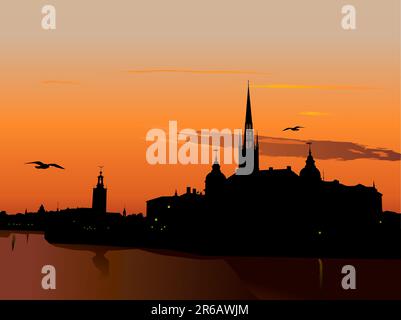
[0,84,399,259]
[0,0,400,304]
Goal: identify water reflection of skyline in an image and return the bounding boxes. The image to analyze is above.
[0,231,111,277]
[1,233,401,300]
[53,243,113,277]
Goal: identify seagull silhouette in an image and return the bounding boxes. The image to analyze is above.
[25,161,65,170]
[283,126,305,131]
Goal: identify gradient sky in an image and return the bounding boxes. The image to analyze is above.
[0,0,399,214]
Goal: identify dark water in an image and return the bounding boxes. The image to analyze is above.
[0,231,400,299]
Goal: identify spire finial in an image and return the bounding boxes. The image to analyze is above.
[245,81,253,129]
[213,149,219,164]
[96,166,104,187]
[306,142,312,155]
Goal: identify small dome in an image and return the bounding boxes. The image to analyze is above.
[206,162,226,182]
[300,165,321,180]
[300,144,321,181]
[205,161,226,196]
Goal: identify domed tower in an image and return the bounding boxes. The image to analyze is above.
[205,153,226,197]
[300,142,321,182]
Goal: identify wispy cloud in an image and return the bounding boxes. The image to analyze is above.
[299,111,329,116]
[42,80,80,85]
[251,84,376,90]
[189,131,400,161]
[127,69,268,75]
[258,136,401,161]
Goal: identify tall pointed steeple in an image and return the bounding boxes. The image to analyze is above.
[245,80,253,130]
[239,81,259,173]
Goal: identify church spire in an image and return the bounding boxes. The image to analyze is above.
[243,81,254,149]
[239,82,259,173]
[245,80,253,129]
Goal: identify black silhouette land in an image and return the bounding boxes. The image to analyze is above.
[0,84,400,258]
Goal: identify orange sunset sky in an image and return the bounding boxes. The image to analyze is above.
[0,0,400,214]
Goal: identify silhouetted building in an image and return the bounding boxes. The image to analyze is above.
[147,187,204,231]
[145,83,394,257]
[92,169,107,214]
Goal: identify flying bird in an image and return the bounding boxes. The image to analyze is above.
[25,161,65,170]
[283,126,305,131]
